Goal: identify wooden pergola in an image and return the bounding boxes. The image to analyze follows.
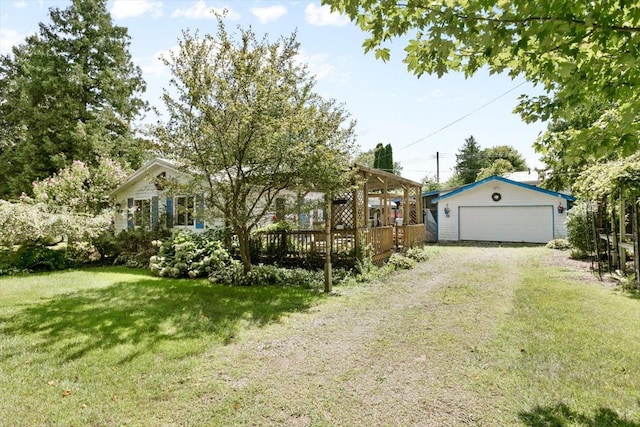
[330,164,425,263]
[250,164,426,277]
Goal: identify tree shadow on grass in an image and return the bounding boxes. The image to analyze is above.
[519,403,640,427]
[0,278,323,362]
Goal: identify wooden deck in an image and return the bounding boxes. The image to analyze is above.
[251,224,425,265]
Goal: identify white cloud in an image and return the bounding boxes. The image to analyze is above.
[304,3,349,27]
[249,5,287,24]
[14,1,28,8]
[0,28,23,54]
[110,0,162,19]
[171,1,239,20]
[297,50,335,81]
[139,46,181,78]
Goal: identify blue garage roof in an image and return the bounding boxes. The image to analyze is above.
[431,175,575,204]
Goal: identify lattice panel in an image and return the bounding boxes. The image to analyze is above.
[408,187,419,224]
[356,189,366,230]
[332,191,354,229]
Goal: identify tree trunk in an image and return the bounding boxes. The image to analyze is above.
[236,227,252,275]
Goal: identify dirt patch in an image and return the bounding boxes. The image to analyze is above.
[185,246,539,426]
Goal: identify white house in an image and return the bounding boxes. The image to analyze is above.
[432,175,575,243]
[109,158,212,233]
[109,158,325,234]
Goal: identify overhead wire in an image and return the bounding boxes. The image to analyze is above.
[400,80,528,150]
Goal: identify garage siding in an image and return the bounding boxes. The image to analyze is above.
[459,206,554,243]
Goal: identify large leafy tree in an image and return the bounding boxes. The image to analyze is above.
[322,0,640,176]
[155,20,357,274]
[0,0,147,198]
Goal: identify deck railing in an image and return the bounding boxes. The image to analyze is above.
[250,224,425,266]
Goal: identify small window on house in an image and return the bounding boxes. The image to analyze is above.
[134,199,151,227]
[175,196,195,226]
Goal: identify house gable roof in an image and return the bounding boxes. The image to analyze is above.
[108,158,187,198]
[431,175,575,204]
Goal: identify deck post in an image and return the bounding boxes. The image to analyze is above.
[324,194,333,293]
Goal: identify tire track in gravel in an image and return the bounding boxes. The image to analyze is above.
[189,246,531,426]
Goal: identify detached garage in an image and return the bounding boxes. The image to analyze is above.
[433,176,575,243]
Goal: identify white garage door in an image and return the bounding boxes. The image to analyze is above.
[459,206,554,243]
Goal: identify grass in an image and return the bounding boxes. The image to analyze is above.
[476,253,640,425]
[1,248,640,425]
[0,267,324,425]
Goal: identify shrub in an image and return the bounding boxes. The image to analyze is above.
[405,246,431,262]
[546,238,571,250]
[388,253,416,270]
[13,244,71,271]
[112,228,169,268]
[209,263,324,288]
[151,230,232,278]
[566,201,593,255]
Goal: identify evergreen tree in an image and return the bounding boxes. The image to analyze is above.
[0,0,147,198]
[453,136,485,184]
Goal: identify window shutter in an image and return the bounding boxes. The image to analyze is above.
[151,196,159,228]
[195,195,205,229]
[127,198,134,230]
[165,197,173,228]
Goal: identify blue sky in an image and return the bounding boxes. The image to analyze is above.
[0,0,548,183]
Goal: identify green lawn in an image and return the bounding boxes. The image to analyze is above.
[1,249,640,426]
[0,267,325,425]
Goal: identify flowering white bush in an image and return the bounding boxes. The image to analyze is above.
[31,157,129,214]
[0,200,111,246]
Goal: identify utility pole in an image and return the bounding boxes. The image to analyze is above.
[436,151,440,183]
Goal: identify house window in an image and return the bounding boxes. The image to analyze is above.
[134,199,151,227]
[175,196,195,226]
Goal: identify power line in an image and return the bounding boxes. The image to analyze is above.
[400,81,528,150]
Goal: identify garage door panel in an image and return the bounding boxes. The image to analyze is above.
[459,206,553,243]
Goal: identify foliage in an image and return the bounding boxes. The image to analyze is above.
[476,158,515,181]
[354,147,402,175]
[454,135,485,184]
[483,145,527,170]
[455,136,528,183]
[211,263,325,288]
[154,18,357,274]
[388,253,416,270]
[572,153,640,202]
[545,238,571,250]
[421,175,441,192]
[566,201,593,255]
[32,158,130,214]
[373,143,395,174]
[322,0,640,168]
[533,102,617,191]
[111,228,169,268]
[0,199,111,246]
[0,0,147,198]
[150,230,232,279]
[405,246,434,262]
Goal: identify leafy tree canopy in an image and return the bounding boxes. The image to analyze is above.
[476,158,515,181]
[322,0,640,173]
[573,153,640,202]
[154,19,357,273]
[0,0,147,198]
